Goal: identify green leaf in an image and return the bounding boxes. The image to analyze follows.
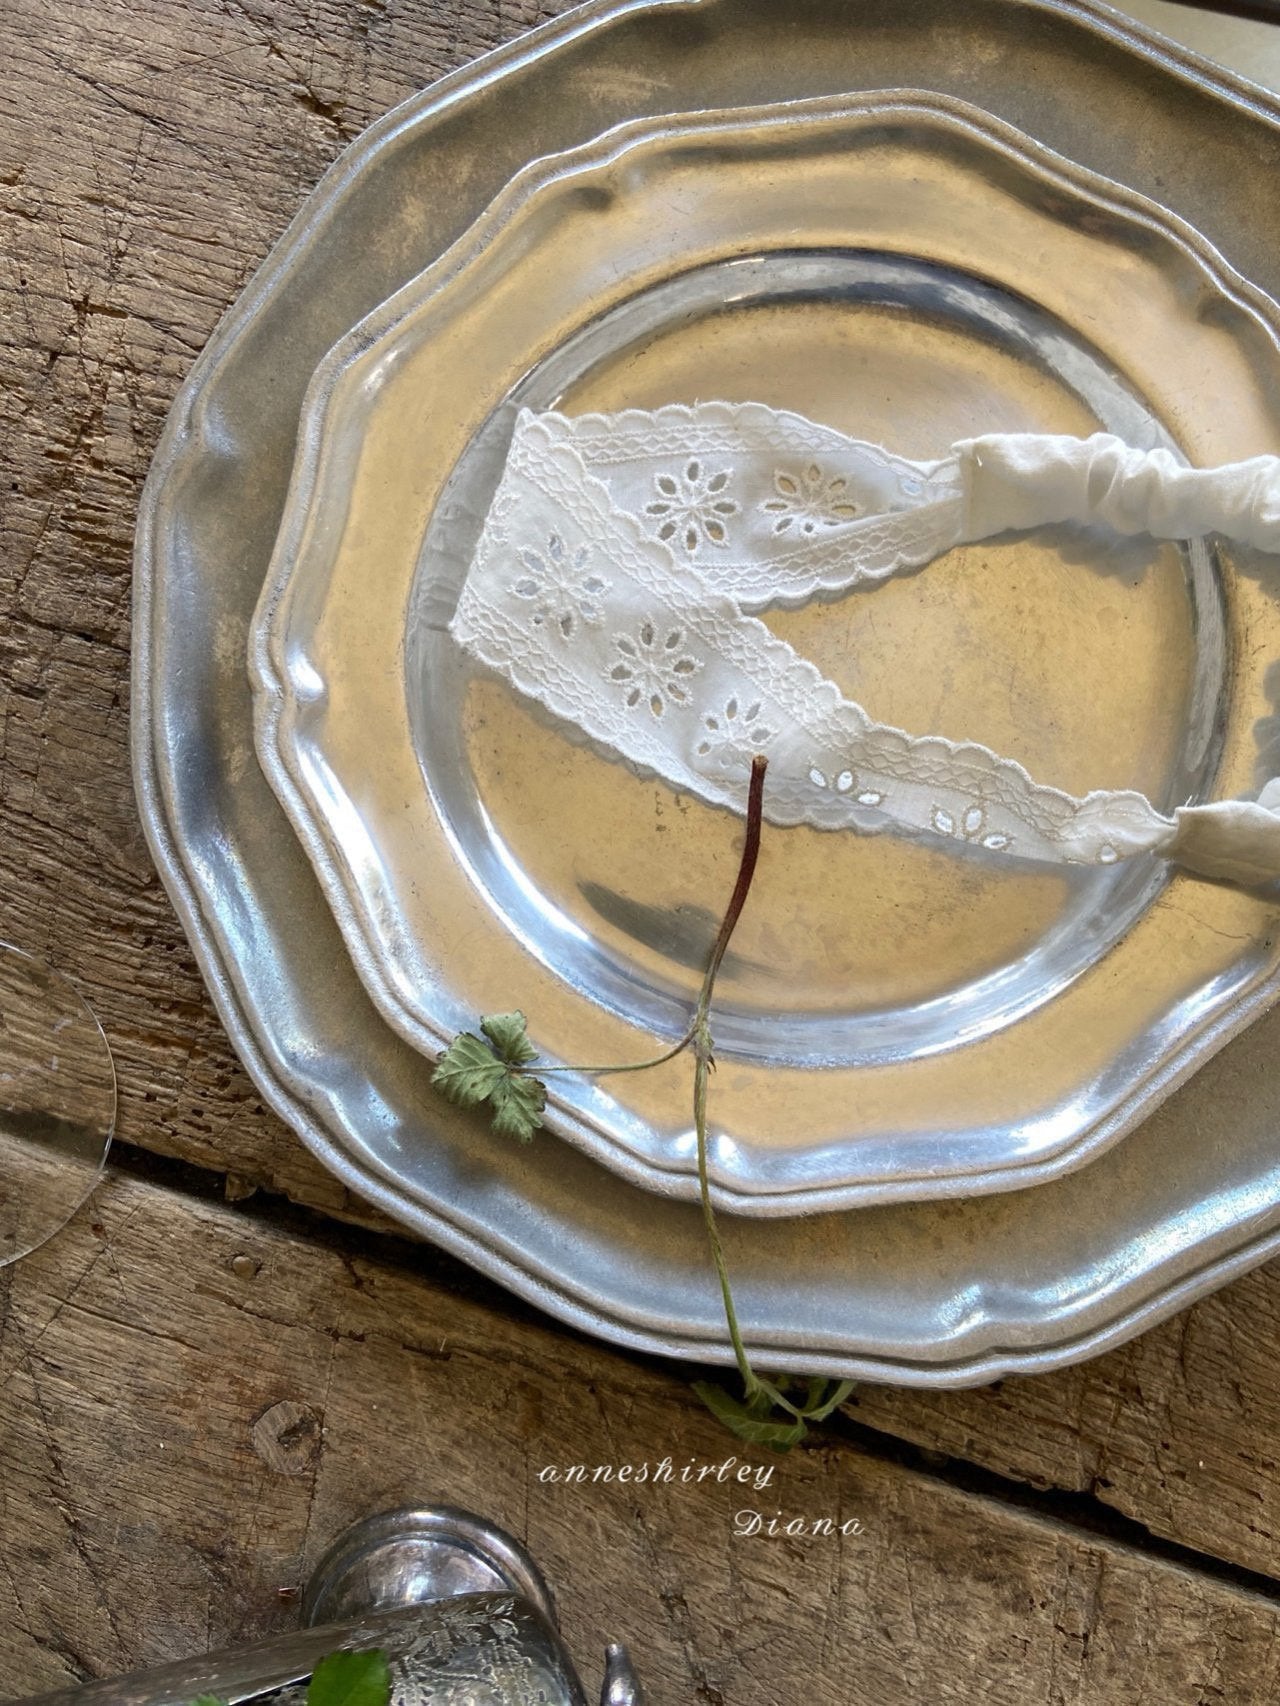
[432,1031,507,1108]
[692,1380,807,1451]
[752,1374,806,1421]
[488,1068,546,1143]
[800,1375,828,1412]
[799,1378,856,1424]
[433,1019,546,1143]
[480,1010,538,1067]
[191,1696,225,1706]
[307,1649,391,1706]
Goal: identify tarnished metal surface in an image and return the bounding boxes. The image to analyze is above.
[14,1597,595,1706]
[11,1508,642,1706]
[252,89,1280,1211]
[300,1509,559,1631]
[135,0,1280,1379]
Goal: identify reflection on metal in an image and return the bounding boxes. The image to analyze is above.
[10,1508,642,1706]
[133,0,1280,1383]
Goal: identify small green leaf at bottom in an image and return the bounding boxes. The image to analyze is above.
[693,1380,807,1451]
[307,1649,391,1706]
[798,1377,856,1424]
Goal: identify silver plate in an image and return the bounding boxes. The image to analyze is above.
[253,90,1280,1211]
[136,0,1280,1379]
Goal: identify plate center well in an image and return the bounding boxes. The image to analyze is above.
[408,252,1224,1066]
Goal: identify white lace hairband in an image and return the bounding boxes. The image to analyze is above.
[449,403,1280,889]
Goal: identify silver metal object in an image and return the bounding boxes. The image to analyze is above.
[9,1508,642,1706]
[252,87,1280,1213]
[133,0,1280,1379]
[300,1508,558,1629]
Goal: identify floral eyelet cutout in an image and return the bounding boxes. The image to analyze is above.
[452,402,1280,890]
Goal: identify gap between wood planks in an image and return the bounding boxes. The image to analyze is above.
[99,1133,1280,1610]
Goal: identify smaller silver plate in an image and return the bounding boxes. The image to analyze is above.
[253,90,1280,1213]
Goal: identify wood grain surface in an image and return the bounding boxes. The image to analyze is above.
[8,1172,1280,1706]
[6,0,1280,1700]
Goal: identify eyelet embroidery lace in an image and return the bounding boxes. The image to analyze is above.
[449,403,1280,889]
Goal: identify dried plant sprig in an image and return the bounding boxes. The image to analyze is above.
[432,756,853,1447]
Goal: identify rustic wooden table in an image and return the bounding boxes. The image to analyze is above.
[6,2,1280,1701]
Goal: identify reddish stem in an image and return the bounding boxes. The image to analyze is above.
[698,754,767,1011]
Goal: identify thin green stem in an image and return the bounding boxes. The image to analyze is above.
[445,748,856,1438]
[528,1029,696,1078]
[695,1034,759,1397]
[529,757,766,1095]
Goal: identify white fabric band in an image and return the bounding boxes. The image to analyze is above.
[449,404,1280,888]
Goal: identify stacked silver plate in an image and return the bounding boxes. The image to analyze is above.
[135,0,1280,1384]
